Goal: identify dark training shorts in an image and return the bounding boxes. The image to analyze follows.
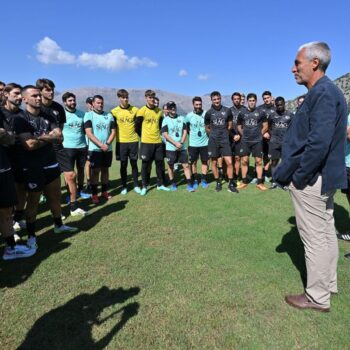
[88,151,113,169]
[23,164,61,192]
[208,138,232,158]
[0,170,17,207]
[232,141,242,157]
[55,148,68,172]
[341,167,350,195]
[140,143,164,162]
[60,147,87,172]
[115,142,139,161]
[239,141,263,158]
[268,142,282,161]
[188,146,209,164]
[166,150,188,166]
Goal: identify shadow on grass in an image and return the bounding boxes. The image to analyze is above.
[18,286,140,350]
[0,200,128,289]
[276,216,307,288]
[334,202,349,233]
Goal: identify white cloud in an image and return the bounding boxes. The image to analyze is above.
[179,69,188,77]
[198,74,209,81]
[36,37,76,64]
[35,37,157,71]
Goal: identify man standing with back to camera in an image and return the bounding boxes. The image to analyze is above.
[273,42,348,312]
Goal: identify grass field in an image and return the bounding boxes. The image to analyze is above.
[1,163,350,349]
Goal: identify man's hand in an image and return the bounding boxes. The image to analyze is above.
[174,142,182,150]
[263,132,270,139]
[100,144,109,152]
[233,134,240,142]
[0,128,15,146]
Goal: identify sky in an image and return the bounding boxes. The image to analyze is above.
[1,0,349,100]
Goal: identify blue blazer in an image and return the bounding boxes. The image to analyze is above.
[273,76,348,194]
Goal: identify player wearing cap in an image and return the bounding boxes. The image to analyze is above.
[111,89,141,195]
[162,101,194,192]
[135,90,170,195]
[185,97,209,189]
[205,91,238,193]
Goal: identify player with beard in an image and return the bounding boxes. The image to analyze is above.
[258,91,276,180]
[135,90,170,195]
[205,91,238,193]
[0,81,5,104]
[230,92,247,184]
[0,107,37,260]
[62,92,89,216]
[13,85,78,250]
[111,89,141,195]
[265,97,293,189]
[84,95,116,204]
[237,93,268,191]
[185,96,209,189]
[0,83,27,233]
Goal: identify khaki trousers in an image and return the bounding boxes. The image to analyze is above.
[289,176,338,308]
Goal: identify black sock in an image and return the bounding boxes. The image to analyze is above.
[242,177,249,184]
[78,185,84,192]
[14,210,24,222]
[101,183,108,193]
[187,179,192,185]
[257,178,264,184]
[27,221,36,238]
[201,174,207,182]
[215,177,221,185]
[70,201,78,212]
[229,178,235,186]
[191,173,196,182]
[91,184,98,195]
[5,235,16,248]
[54,216,63,227]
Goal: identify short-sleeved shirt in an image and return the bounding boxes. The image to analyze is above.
[268,110,293,144]
[161,115,187,151]
[230,105,247,134]
[111,105,139,143]
[84,111,115,152]
[0,109,12,172]
[237,108,267,143]
[346,114,350,168]
[258,103,276,119]
[40,101,66,152]
[204,105,233,140]
[62,109,87,149]
[185,110,208,147]
[13,110,58,168]
[137,106,163,144]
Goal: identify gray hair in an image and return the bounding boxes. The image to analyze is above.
[298,41,331,72]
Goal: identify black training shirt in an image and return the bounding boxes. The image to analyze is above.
[204,105,233,140]
[268,110,293,143]
[237,108,267,143]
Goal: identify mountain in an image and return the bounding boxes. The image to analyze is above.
[285,72,350,111]
[56,73,350,114]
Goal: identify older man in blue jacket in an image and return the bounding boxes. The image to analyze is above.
[274,41,348,312]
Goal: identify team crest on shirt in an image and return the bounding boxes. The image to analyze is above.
[221,112,225,115]
[53,110,59,116]
[141,155,146,160]
[254,113,259,117]
[28,182,38,189]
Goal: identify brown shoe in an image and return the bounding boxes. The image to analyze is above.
[256,183,267,191]
[237,183,248,189]
[285,293,330,312]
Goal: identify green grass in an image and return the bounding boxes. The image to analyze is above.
[1,163,350,349]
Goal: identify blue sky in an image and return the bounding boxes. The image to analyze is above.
[1,0,349,99]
